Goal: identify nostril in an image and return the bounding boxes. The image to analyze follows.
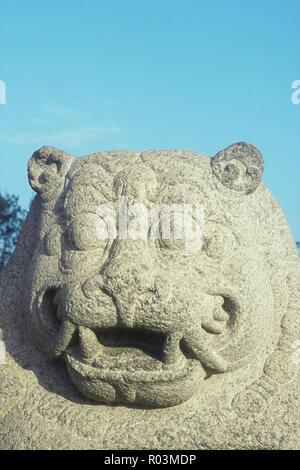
[222,296,238,327]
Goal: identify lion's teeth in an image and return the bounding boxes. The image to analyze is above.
[182,331,228,373]
[53,320,76,358]
[78,327,100,360]
[162,333,182,364]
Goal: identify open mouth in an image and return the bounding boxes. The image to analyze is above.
[65,325,192,382]
[35,286,233,406]
[64,325,204,407]
[36,287,197,382]
[93,327,167,362]
[37,286,231,380]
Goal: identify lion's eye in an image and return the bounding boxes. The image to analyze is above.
[68,214,109,251]
[157,212,183,250]
[157,212,203,253]
[203,224,236,259]
[203,231,225,258]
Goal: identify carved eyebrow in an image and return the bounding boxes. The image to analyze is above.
[67,210,113,219]
[158,182,205,200]
[85,183,114,202]
[63,187,116,221]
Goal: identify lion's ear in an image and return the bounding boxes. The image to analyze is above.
[211,142,264,194]
[28,146,74,200]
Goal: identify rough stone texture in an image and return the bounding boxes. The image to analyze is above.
[0,142,299,449]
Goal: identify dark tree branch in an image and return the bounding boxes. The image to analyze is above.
[0,192,26,269]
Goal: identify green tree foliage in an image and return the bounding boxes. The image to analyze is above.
[0,193,26,269]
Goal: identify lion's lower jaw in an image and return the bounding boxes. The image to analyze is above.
[65,353,206,407]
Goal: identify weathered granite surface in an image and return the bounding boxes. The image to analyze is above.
[0,142,299,449]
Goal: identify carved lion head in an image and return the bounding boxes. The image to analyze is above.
[18,143,296,408]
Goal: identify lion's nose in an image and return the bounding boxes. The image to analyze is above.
[80,240,159,327]
[102,239,157,302]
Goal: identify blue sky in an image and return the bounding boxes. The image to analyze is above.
[0,0,299,241]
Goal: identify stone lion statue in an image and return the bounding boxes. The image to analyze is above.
[0,142,299,449]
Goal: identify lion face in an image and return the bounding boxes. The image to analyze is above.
[23,144,274,407]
